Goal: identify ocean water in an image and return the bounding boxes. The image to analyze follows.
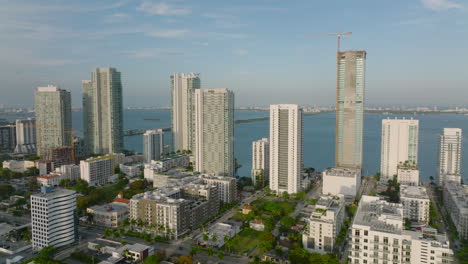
[5,110,468,182]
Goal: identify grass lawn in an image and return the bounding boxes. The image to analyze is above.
[228,228,268,254]
[252,199,296,215]
[230,211,247,221]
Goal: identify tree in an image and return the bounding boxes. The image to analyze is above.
[189,246,202,256]
[211,234,218,242]
[205,248,214,257]
[142,254,161,264]
[104,228,112,237]
[281,191,289,200]
[280,216,296,230]
[177,255,193,264]
[0,184,15,199]
[202,232,209,241]
[59,178,71,187]
[217,251,224,260]
[28,177,38,190]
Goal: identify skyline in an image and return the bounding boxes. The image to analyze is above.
[1,0,468,107]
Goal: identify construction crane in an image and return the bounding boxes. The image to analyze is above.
[305,32,352,52]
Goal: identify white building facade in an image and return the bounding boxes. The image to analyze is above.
[269,104,303,194]
[400,185,430,225]
[201,175,237,204]
[380,118,419,179]
[397,166,420,186]
[303,195,345,254]
[82,68,124,155]
[251,138,269,187]
[171,73,200,152]
[143,129,164,162]
[31,188,77,251]
[438,128,462,186]
[14,118,36,154]
[194,89,234,176]
[80,155,113,186]
[322,167,361,197]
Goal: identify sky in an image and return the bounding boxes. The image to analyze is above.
[0,0,467,108]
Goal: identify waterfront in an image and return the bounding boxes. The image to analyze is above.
[3,110,468,182]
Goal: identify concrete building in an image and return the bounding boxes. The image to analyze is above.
[197,222,241,248]
[252,138,269,187]
[335,50,366,170]
[438,128,462,186]
[0,125,16,153]
[2,160,35,173]
[380,118,419,180]
[322,167,361,197]
[143,129,164,162]
[348,196,454,264]
[35,85,72,156]
[88,239,153,263]
[400,185,430,225]
[143,154,190,182]
[80,155,113,186]
[269,104,303,195]
[37,173,63,187]
[37,160,54,176]
[194,88,234,176]
[14,118,36,154]
[86,202,129,228]
[82,68,124,155]
[56,164,81,181]
[443,182,468,239]
[31,187,77,251]
[302,194,345,254]
[42,146,73,168]
[119,163,142,177]
[201,175,237,204]
[397,164,420,186]
[129,183,219,239]
[171,73,200,152]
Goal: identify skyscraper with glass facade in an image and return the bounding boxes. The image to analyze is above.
[82,68,124,155]
[335,50,366,170]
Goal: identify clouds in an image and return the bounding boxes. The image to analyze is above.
[137,1,191,16]
[421,0,464,10]
[145,29,190,38]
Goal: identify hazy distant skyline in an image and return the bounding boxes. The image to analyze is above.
[1,0,467,107]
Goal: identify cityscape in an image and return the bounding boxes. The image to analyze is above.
[1,1,468,264]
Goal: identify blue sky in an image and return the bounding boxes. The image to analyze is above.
[0,0,467,107]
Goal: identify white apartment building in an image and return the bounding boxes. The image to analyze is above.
[143,129,164,162]
[86,202,129,228]
[349,196,454,264]
[201,175,237,204]
[80,155,113,186]
[380,118,419,180]
[251,138,269,187]
[438,128,462,186]
[269,104,303,195]
[303,194,345,254]
[37,173,63,187]
[194,89,234,176]
[397,165,420,186]
[144,154,190,182]
[56,164,81,181]
[400,185,430,225]
[31,188,77,251]
[119,163,142,177]
[322,167,361,197]
[35,85,72,156]
[14,118,36,154]
[82,68,124,155]
[171,73,200,152]
[443,182,468,239]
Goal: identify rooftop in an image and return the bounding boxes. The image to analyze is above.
[85,154,113,162]
[88,202,128,213]
[400,185,429,200]
[353,196,403,234]
[31,188,76,199]
[324,167,360,178]
[444,182,468,212]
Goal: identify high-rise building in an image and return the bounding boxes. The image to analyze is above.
[269,104,303,194]
[15,118,36,154]
[80,155,113,186]
[83,68,124,155]
[400,185,430,225]
[143,129,164,162]
[194,89,234,176]
[322,167,361,197]
[171,73,200,152]
[335,50,366,170]
[0,125,16,153]
[35,86,72,156]
[31,187,77,251]
[380,118,419,180]
[348,196,454,264]
[438,128,462,185]
[252,138,269,187]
